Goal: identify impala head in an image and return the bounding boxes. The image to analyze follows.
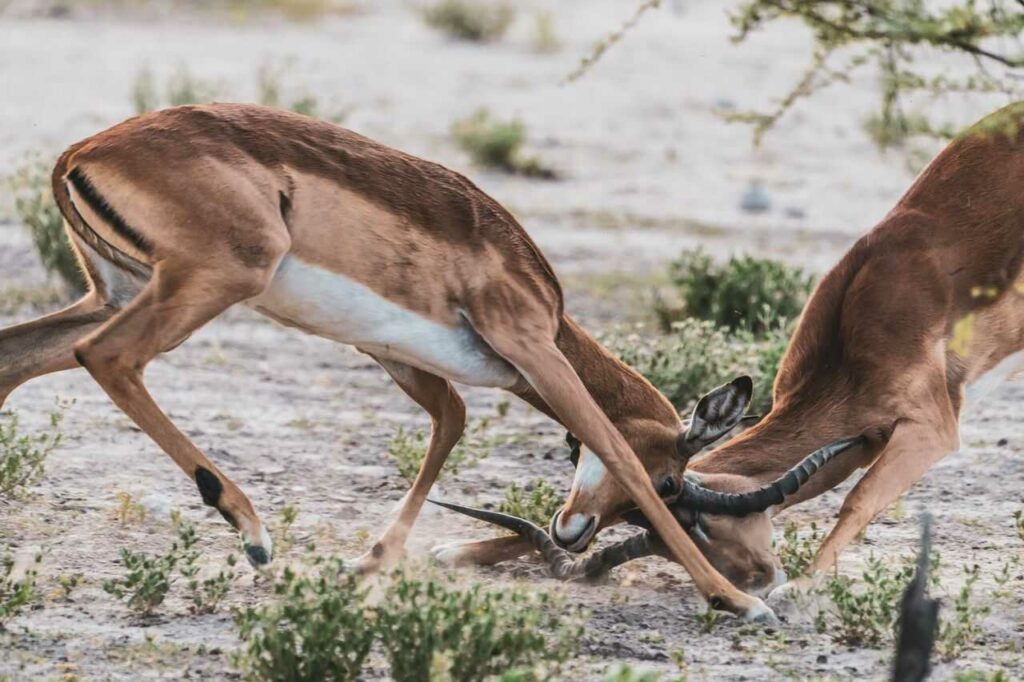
[550,376,755,552]
[673,498,785,596]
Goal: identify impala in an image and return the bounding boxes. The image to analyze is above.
[430,102,1024,608]
[0,103,779,620]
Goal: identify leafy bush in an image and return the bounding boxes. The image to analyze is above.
[133,66,222,114]
[0,410,64,499]
[452,109,555,178]
[532,11,561,53]
[655,249,812,334]
[103,514,235,615]
[7,159,86,293]
[388,418,500,483]
[377,572,579,681]
[423,1,515,42]
[815,552,992,655]
[602,319,789,414]
[603,663,662,682]
[103,544,179,615]
[815,554,914,647]
[775,521,820,579]
[176,520,238,615]
[498,478,562,527]
[233,559,374,682]
[0,547,41,629]
[233,564,579,681]
[937,564,990,661]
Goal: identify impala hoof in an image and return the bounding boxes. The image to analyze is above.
[430,541,473,567]
[243,526,273,567]
[350,542,405,575]
[766,578,818,622]
[741,597,780,625]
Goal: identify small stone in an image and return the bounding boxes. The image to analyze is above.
[998,438,1009,446]
[816,654,828,664]
[740,181,771,213]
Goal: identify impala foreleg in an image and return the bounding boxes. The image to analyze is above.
[354,359,466,574]
[809,421,957,577]
[473,314,773,621]
[432,535,534,567]
[770,419,958,608]
[0,292,115,409]
[74,262,283,566]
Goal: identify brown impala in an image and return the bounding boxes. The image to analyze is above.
[0,102,816,622]
[429,103,1024,611]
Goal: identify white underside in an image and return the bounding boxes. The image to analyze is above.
[248,255,520,389]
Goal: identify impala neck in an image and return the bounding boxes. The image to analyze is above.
[513,315,681,441]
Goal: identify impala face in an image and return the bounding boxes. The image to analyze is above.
[551,442,682,551]
[686,511,785,596]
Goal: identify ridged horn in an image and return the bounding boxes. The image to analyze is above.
[678,435,866,516]
[428,499,657,581]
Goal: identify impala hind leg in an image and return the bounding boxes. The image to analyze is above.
[74,260,285,566]
[768,420,958,615]
[432,535,533,567]
[0,292,116,409]
[470,303,773,621]
[353,359,466,574]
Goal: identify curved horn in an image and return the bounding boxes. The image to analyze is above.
[677,435,866,516]
[428,499,658,581]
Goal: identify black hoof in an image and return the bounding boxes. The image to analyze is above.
[245,544,271,567]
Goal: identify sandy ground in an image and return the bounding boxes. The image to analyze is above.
[2,1,1024,680]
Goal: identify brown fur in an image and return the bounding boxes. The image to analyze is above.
[4,104,770,616]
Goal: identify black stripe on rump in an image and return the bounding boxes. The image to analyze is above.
[67,167,152,255]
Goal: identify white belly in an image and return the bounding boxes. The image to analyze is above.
[248,256,520,389]
[963,350,1024,411]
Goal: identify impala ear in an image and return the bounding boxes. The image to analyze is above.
[677,376,753,459]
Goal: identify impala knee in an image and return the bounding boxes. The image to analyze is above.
[437,392,467,445]
[73,337,135,375]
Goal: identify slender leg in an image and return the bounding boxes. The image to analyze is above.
[353,359,466,573]
[74,260,284,565]
[471,305,772,620]
[810,421,957,576]
[768,418,958,611]
[0,292,115,408]
[432,535,534,567]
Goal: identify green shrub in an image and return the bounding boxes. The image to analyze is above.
[937,564,990,661]
[103,545,177,615]
[176,520,238,615]
[532,11,561,53]
[602,319,789,414]
[655,249,812,334]
[603,663,662,682]
[378,572,579,681]
[815,554,914,647]
[775,521,820,579]
[233,559,374,682]
[233,564,579,681]
[103,514,235,615]
[423,1,515,42]
[452,109,555,178]
[816,552,991,655]
[498,478,562,526]
[388,418,500,483]
[0,410,64,499]
[7,159,87,293]
[0,547,41,629]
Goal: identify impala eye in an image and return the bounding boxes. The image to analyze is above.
[658,477,680,498]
